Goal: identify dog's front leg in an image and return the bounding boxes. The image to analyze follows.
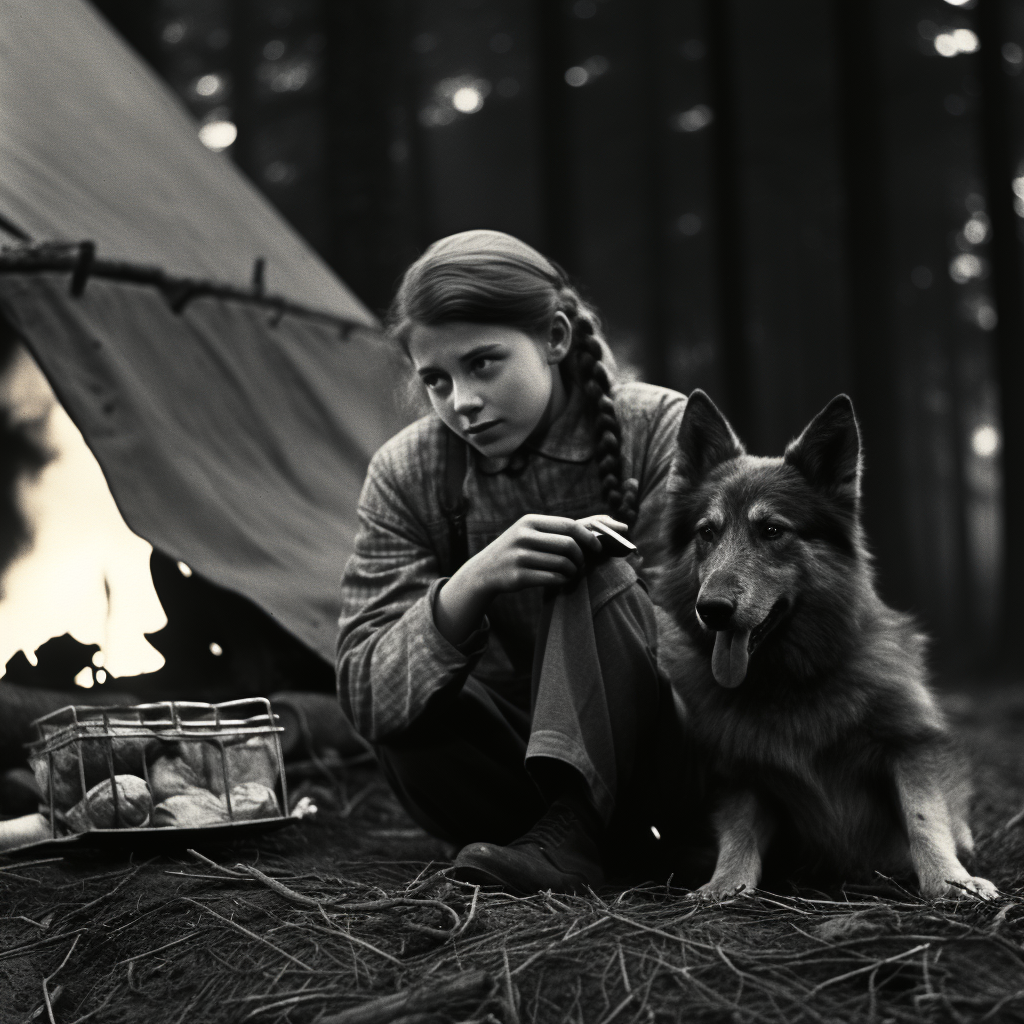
[697,789,772,898]
[894,756,996,900]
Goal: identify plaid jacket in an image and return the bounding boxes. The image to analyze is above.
[336,380,687,741]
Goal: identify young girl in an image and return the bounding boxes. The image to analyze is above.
[336,230,688,893]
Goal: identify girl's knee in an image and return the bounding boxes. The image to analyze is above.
[586,555,646,617]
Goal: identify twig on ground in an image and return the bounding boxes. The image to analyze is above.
[807,942,931,995]
[181,897,314,971]
[43,933,80,1024]
[316,968,494,1024]
[0,858,64,872]
[0,928,87,961]
[234,863,326,908]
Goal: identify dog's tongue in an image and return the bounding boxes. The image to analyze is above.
[711,629,751,688]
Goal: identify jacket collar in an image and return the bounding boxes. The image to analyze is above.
[525,383,594,462]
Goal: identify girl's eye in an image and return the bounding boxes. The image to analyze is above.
[421,373,447,392]
[469,356,494,373]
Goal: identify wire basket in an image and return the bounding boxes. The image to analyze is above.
[27,698,290,839]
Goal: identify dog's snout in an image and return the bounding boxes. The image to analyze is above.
[696,596,737,631]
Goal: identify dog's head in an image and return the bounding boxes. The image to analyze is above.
[662,390,865,689]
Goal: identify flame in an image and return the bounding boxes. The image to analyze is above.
[0,344,167,679]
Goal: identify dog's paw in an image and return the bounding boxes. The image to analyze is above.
[695,878,756,900]
[922,874,999,901]
[946,875,999,901]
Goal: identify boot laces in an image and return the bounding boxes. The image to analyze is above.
[510,801,577,851]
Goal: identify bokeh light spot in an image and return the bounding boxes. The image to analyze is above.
[677,213,702,236]
[452,86,484,113]
[976,304,998,330]
[195,73,223,98]
[950,253,984,283]
[934,28,980,57]
[964,215,989,244]
[264,160,297,185]
[671,105,714,132]
[162,21,186,45]
[972,424,1000,457]
[198,120,237,151]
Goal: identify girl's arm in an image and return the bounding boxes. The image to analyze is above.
[337,435,627,738]
[336,448,485,742]
[433,514,609,646]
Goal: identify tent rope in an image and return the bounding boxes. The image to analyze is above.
[0,241,375,338]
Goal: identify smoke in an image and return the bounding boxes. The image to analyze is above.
[0,317,49,592]
[0,324,167,679]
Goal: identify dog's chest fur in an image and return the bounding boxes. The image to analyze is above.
[656,605,937,870]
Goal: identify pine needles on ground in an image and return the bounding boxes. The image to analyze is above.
[1,686,1023,1024]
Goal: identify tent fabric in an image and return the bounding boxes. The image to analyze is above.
[0,0,366,315]
[0,0,411,661]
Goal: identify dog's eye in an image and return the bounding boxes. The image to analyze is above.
[763,524,783,540]
[699,525,714,542]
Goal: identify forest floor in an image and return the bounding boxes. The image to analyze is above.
[1,683,1024,1024]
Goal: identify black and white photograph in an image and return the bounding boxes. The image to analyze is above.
[2,0,1024,1020]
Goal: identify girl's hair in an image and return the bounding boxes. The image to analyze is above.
[388,229,638,528]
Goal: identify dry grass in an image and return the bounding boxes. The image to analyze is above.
[2,684,1024,1024]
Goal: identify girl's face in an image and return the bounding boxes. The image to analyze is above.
[407,316,571,458]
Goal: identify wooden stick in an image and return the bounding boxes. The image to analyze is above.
[0,928,87,962]
[316,969,493,1024]
[234,863,323,908]
[181,898,313,971]
[187,849,248,877]
[43,934,80,1024]
[116,932,207,965]
[0,858,64,872]
[807,943,931,996]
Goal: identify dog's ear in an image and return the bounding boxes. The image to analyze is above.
[676,390,745,485]
[784,395,861,505]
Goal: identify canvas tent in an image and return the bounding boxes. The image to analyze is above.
[0,0,408,663]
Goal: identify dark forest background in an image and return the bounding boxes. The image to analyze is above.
[62,0,1024,677]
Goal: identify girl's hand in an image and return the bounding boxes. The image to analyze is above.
[433,514,628,646]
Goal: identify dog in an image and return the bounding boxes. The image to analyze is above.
[654,390,996,900]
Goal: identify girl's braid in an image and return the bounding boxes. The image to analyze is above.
[562,297,639,529]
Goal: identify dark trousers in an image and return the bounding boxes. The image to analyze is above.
[376,557,699,879]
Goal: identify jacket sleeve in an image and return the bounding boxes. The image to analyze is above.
[335,450,488,742]
[629,389,686,574]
